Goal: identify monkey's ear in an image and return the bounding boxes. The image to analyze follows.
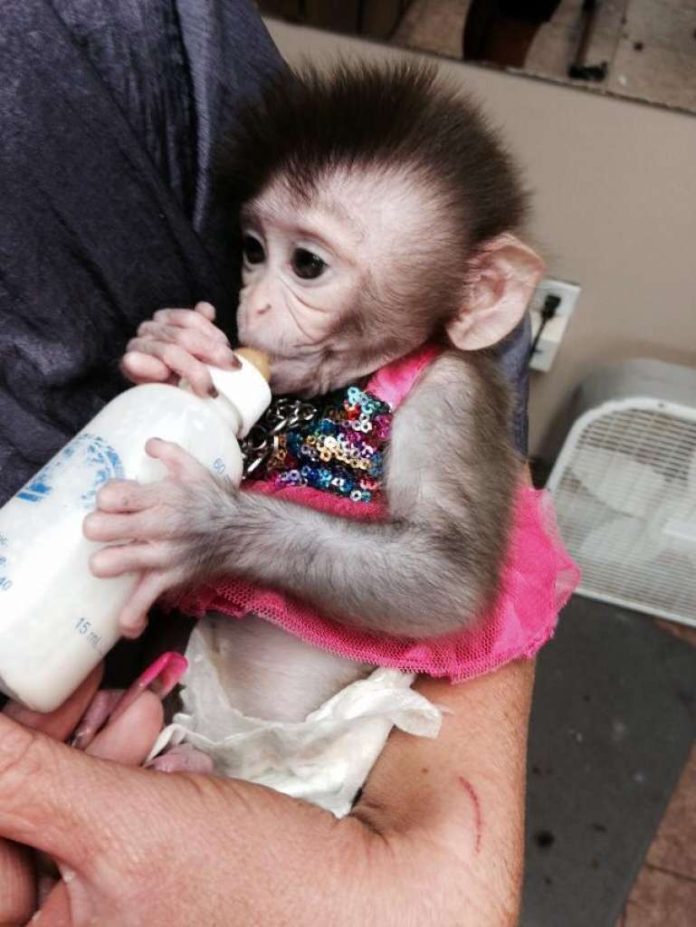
[446,234,545,351]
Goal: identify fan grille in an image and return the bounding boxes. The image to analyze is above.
[550,403,696,626]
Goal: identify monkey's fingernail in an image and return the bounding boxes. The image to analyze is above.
[108,652,188,724]
[208,386,219,398]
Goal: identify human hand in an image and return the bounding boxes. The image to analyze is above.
[121,301,240,397]
[83,438,236,636]
[0,663,534,927]
[0,666,166,926]
[0,709,323,927]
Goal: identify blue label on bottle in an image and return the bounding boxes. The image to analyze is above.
[0,534,10,592]
[16,434,125,509]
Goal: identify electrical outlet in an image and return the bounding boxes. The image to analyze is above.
[529,278,581,372]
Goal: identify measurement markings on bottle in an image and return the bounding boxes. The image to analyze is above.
[0,552,11,591]
[74,618,106,654]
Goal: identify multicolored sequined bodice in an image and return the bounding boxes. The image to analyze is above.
[246,385,392,503]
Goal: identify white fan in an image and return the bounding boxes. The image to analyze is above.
[547,360,696,627]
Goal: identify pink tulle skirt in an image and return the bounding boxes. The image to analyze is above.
[174,483,580,683]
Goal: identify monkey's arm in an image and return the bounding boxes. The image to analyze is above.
[87,353,518,638]
[211,353,516,637]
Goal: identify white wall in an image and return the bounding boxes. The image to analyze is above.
[266,19,696,456]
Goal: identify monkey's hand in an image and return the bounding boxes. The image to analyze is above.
[83,437,236,637]
[121,301,240,397]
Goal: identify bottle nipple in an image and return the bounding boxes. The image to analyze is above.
[235,348,271,383]
[207,349,272,438]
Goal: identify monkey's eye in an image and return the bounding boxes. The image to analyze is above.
[242,234,265,265]
[291,248,327,280]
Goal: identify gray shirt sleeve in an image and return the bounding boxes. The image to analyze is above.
[0,0,527,503]
[0,0,283,501]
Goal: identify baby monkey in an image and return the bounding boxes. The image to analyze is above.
[84,62,544,727]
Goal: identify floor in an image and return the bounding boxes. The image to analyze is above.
[392,0,696,113]
[615,619,696,926]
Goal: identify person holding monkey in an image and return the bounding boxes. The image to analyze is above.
[0,1,573,924]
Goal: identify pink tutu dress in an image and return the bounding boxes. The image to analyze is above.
[175,346,579,682]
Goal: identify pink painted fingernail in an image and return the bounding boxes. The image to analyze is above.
[109,652,188,724]
[138,651,188,697]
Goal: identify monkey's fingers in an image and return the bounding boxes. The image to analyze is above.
[120,349,173,386]
[147,743,215,775]
[153,305,229,343]
[118,571,174,637]
[84,508,174,543]
[95,478,158,513]
[89,541,171,579]
[193,300,217,321]
[124,337,216,397]
[145,437,211,483]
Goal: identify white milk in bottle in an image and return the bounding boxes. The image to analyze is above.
[0,350,271,712]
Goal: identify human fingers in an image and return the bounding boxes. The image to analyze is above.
[1,657,177,926]
[0,837,34,927]
[0,713,152,866]
[0,707,224,879]
[0,667,105,924]
[2,666,103,742]
[82,651,185,751]
[71,653,185,755]
[85,690,164,766]
[68,690,123,751]
[32,878,71,925]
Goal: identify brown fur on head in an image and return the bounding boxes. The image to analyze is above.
[216,61,542,395]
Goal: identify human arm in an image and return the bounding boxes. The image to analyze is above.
[0,668,165,926]
[0,658,533,927]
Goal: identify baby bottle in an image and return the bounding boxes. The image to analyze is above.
[0,349,271,712]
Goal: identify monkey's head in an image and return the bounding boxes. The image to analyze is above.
[218,62,544,396]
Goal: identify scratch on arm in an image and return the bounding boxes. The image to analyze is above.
[458,776,483,854]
